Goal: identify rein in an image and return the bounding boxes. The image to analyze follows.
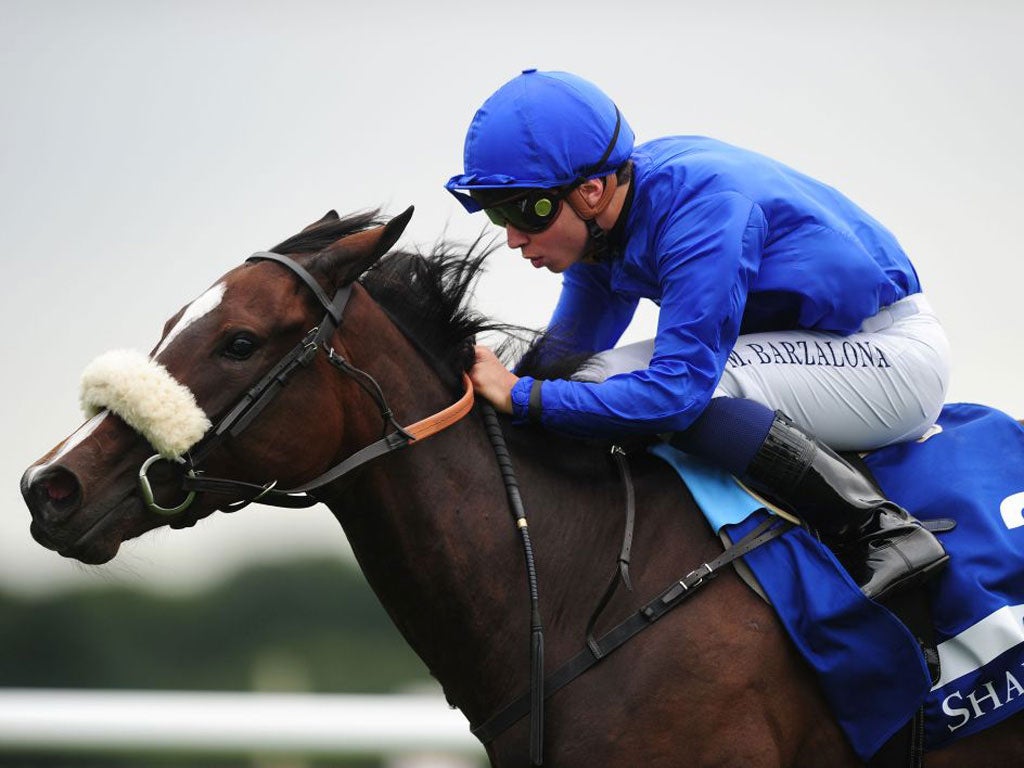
[137,251,474,515]
[480,404,546,765]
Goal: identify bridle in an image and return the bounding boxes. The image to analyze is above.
[137,251,474,516]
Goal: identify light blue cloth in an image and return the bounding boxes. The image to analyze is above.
[648,443,763,530]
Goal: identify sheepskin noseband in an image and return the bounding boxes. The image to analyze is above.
[80,349,212,459]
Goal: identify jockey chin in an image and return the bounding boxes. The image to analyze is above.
[447,68,949,601]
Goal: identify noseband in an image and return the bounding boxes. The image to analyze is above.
[138,251,474,516]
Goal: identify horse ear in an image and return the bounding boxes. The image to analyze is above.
[301,210,341,233]
[318,206,414,286]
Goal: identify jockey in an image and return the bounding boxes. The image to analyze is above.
[445,69,949,601]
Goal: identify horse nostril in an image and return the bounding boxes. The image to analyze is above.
[23,465,83,525]
[45,471,77,502]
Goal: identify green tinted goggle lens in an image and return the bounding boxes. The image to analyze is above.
[483,192,561,233]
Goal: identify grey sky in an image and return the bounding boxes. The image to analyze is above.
[3,0,1022,594]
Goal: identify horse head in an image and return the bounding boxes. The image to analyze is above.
[21,208,414,564]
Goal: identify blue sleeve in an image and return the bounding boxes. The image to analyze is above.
[515,193,766,438]
[546,261,639,354]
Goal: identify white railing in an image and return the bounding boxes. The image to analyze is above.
[0,689,485,761]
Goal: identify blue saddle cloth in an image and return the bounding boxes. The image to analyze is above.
[651,403,1024,760]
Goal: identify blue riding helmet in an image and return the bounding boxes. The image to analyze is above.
[445,69,635,213]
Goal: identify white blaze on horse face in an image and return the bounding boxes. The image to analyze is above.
[53,411,109,463]
[154,283,227,359]
[30,412,110,478]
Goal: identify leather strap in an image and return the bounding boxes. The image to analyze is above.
[867,706,926,768]
[472,515,793,744]
[405,374,476,442]
[585,446,636,657]
[248,251,347,324]
[186,374,475,501]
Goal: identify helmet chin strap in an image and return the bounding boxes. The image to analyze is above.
[581,217,611,263]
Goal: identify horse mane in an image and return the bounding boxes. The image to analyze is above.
[272,209,594,386]
[360,239,503,380]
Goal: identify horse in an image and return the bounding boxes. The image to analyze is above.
[19,209,1024,767]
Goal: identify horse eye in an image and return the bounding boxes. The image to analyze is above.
[222,332,260,360]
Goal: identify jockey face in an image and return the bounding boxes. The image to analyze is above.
[504,197,589,274]
[496,177,614,274]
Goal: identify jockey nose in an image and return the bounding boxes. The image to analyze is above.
[506,224,529,250]
[21,464,83,526]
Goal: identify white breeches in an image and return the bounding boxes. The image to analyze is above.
[578,294,951,451]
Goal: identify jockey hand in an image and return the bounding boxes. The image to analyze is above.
[470,345,519,415]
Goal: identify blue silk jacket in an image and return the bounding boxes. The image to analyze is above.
[511,136,921,438]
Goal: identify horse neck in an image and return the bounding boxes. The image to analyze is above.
[318,289,714,728]
[313,290,531,718]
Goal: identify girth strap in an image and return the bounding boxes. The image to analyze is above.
[471,514,793,745]
[584,446,636,658]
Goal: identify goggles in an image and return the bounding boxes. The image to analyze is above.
[474,189,566,234]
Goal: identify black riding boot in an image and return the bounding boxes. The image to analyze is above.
[741,412,949,600]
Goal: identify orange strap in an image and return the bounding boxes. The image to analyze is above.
[404,373,475,442]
